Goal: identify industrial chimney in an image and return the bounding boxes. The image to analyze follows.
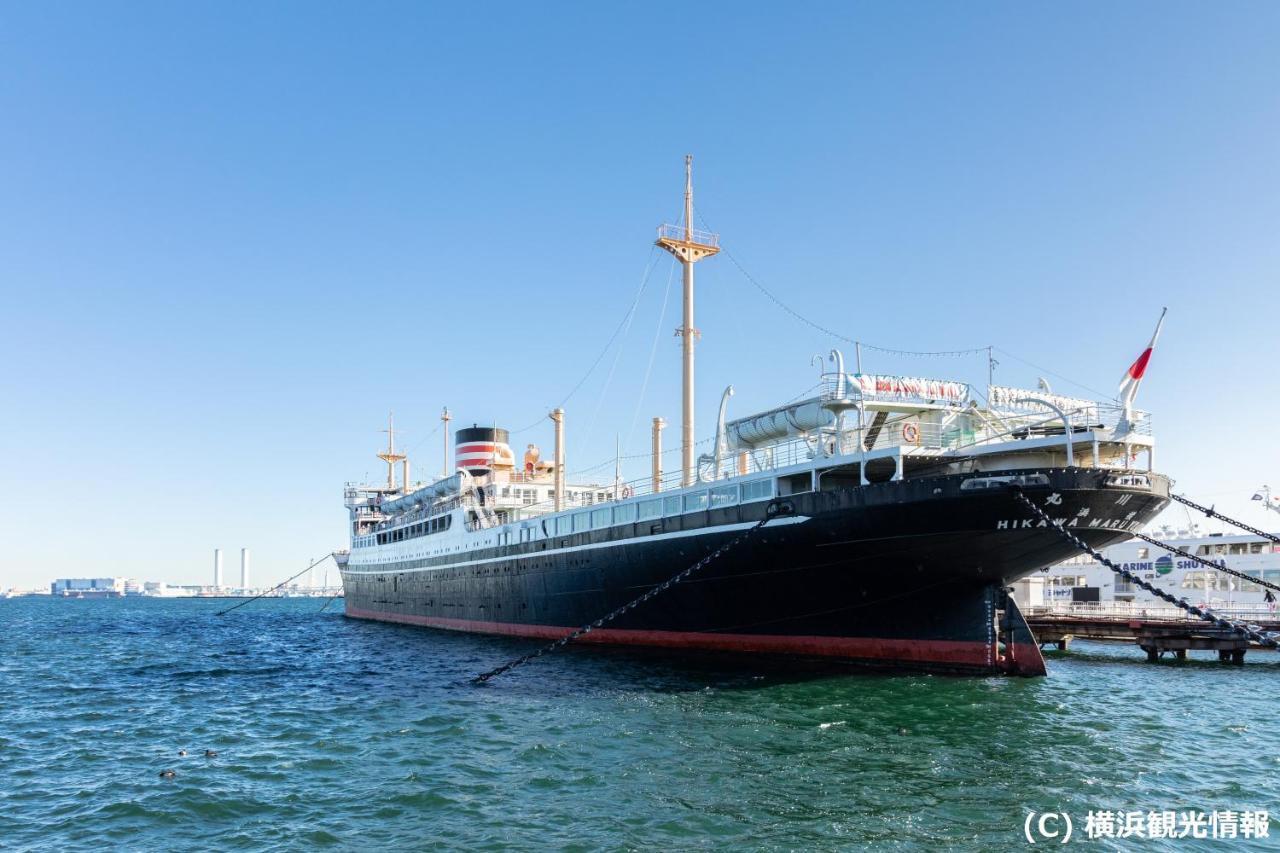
[213,549,223,590]
[240,548,250,590]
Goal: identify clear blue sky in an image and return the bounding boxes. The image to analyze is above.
[3,2,1278,589]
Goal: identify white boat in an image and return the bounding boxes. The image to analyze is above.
[1026,489,1280,616]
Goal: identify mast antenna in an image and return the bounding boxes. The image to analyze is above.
[376,411,407,491]
[656,155,720,486]
[441,407,452,478]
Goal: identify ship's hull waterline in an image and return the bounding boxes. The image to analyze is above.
[341,468,1169,676]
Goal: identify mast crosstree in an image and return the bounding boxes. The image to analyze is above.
[376,411,406,491]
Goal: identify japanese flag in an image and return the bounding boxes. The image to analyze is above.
[1118,308,1167,408]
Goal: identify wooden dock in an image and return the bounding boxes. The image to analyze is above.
[1024,606,1280,664]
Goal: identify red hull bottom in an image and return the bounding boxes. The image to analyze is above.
[345,606,1047,676]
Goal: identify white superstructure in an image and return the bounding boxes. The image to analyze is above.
[1038,523,1280,613]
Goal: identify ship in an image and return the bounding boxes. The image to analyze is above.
[1028,489,1280,614]
[336,159,1170,676]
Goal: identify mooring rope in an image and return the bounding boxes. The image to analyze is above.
[1171,494,1280,548]
[1131,532,1280,596]
[1011,490,1277,648]
[472,502,792,683]
[216,553,335,616]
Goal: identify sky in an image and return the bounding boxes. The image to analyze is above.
[2,2,1279,589]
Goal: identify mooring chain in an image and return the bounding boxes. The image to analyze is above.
[471,502,792,684]
[1172,494,1280,548]
[1011,490,1278,649]
[1132,532,1280,596]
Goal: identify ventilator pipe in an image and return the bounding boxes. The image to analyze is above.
[714,386,734,480]
[1012,397,1073,467]
[551,408,565,511]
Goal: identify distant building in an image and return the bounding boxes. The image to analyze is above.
[142,581,194,598]
[51,578,125,597]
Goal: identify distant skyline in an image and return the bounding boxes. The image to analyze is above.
[3,3,1279,588]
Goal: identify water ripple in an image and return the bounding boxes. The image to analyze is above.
[1,597,1277,850]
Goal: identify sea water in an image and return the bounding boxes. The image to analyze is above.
[1,597,1275,850]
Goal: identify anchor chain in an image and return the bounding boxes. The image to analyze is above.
[1011,490,1278,649]
[1171,494,1280,548]
[1132,532,1280,596]
[471,501,793,683]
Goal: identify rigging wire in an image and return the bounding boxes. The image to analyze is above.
[583,251,657,450]
[693,204,989,359]
[991,346,1118,403]
[624,256,678,454]
[508,246,662,436]
[402,420,443,457]
[694,203,1122,400]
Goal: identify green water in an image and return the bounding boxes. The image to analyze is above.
[1,597,1275,850]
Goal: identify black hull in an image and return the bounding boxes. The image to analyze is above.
[342,468,1169,676]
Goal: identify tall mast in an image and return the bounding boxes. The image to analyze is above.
[656,155,719,486]
[376,411,406,491]
[441,407,452,478]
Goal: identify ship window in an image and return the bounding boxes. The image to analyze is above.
[613,503,638,524]
[1229,543,1248,555]
[638,499,662,521]
[710,485,738,508]
[591,508,611,529]
[684,491,709,512]
[741,479,773,502]
[572,512,590,533]
[663,496,681,517]
[1251,542,1264,553]
[555,514,572,536]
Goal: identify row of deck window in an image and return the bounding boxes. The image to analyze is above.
[361,477,775,551]
[377,514,453,545]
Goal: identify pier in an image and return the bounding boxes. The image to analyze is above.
[1025,604,1280,664]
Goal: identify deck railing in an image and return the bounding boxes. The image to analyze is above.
[656,223,719,247]
[450,401,1154,530]
[1026,601,1278,623]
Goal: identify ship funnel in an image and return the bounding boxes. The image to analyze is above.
[455,426,514,475]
